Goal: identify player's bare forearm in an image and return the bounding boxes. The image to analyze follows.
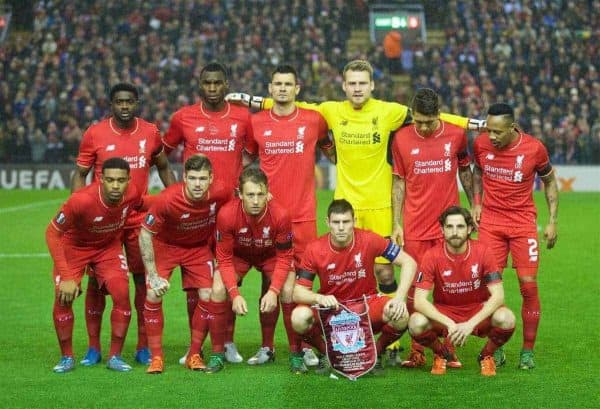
[292,284,319,305]
[320,145,336,164]
[414,289,454,329]
[70,166,90,192]
[154,152,176,187]
[472,165,483,204]
[393,251,416,300]
[466,283,504,328]
[542,172,559,225]
[458,166,474,206]
[392,176,405,229]
[139,228,158,277]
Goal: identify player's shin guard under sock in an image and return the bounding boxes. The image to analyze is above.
[134,281,147,350]
[208,301,228,354]
[53,301,75,357]
[412,330,448,357]
[259,301,280,350]
[109,307,131,356]
[225,299,236,344]
[144,300,164,358]
[189,300,210,355]
[520,281,541,350]
[481,326,515,357]
[84,283,105,351]
[282,302,302,353]
[376,324,405,355]
[301,324,327,355]
[378,281,398,295]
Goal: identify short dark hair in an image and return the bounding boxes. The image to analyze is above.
[438,206,474,228]
[109,83,139,101]
[184,154,212,173]
[412,88,440,116]
[327,199,354,218]
[271,64,298,82]
[200,62,228,80]
[487,103,514,120]
[239,166,268,191]
[102,157,130,173]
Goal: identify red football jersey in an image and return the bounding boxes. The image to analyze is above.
[163,101,252,194]
[247,108,328,222]
[76,117,164,228]
[298,229,392,301]
[473,131,553,226]
[50,182,140,248]
[216,198,293,296]
[391,120,470,240]
[415,239,501,307]
[142,181,231,247]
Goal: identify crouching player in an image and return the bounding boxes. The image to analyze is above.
[408,206,515,376]
[139,154,231,374]
[290,199,417,374]
[212,167,305,373]
[46,158,139,373]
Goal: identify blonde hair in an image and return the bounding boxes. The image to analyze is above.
[342,60,374,81]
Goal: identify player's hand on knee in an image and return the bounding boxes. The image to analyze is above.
[385,298,407,321]
[448,322,473,347]
[232,295,248,315]
[260,290,279,313]
[317,294,339,309]
[58,280,79,305]
[147,275,170,297]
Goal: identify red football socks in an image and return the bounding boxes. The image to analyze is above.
[144,300,164,358]
[53,300,74,357]
[520,281,541,350]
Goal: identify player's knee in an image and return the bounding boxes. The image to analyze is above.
[198,288,211,302]
[279,283,294,304]
[492,307,516,329]
[291,306,314,334]
[408,312,430,336]
[388,314,409,331]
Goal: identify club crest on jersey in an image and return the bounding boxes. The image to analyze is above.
[354,252,363,268]
[262,226,271,239]
[329,309,366,354]
[55,212,66,224]
[471,264,479,278]
[230,123,238,138]
[105,144,116,151]
[411,148,420,155]
[444,142,452,157]
[515,154,525,169]
[93,216,104,222]
[139,139,146,154]
[297,126,306,139]
[209,203,217,215]
[145,214,155,226]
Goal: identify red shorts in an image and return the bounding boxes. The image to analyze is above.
[403,238,443,267]
[311,294,389,334]
[53,241,129,291]
[292,221,317,266]
[430,303,492,337]
[123,228,145,275]
[233,255,293,282]
[478,223,539,271]
[153,240,215,290]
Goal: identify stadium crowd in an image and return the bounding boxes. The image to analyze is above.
[1,0,598,164]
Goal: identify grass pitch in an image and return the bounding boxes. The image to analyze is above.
[0,189,598,408]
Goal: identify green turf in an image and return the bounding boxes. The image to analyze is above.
[1,189,598,408]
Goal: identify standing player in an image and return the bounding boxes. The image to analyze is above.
[139,155,232,374]
[47,158,139,373]
[291,199,417,374]
[409,206,516,376]
[472,103,559,369]
[72,82,176,366]
[213,167,305,373]
[390,88,473,368]
[163,62,252,362]
[247,64,335,366]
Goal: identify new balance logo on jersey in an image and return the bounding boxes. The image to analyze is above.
[327,263,336,271]
[515,154,525,169]
[139,139,147,154]
[195,126,205,133]
[354,252,363,268]
[411,148,420,155]
[180,213,190,219]
[230,124,238,138]
[93,216,104,222]
[486,153,495,160]
[262,226,271,239]
[444,142,452,157]
[263,130,272,137]
[442,269,452,277]
[297,126,306,139]
[238,227,248,234]
[295,141,304,153]
[106,144,116,151]
[471,264,479,278]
